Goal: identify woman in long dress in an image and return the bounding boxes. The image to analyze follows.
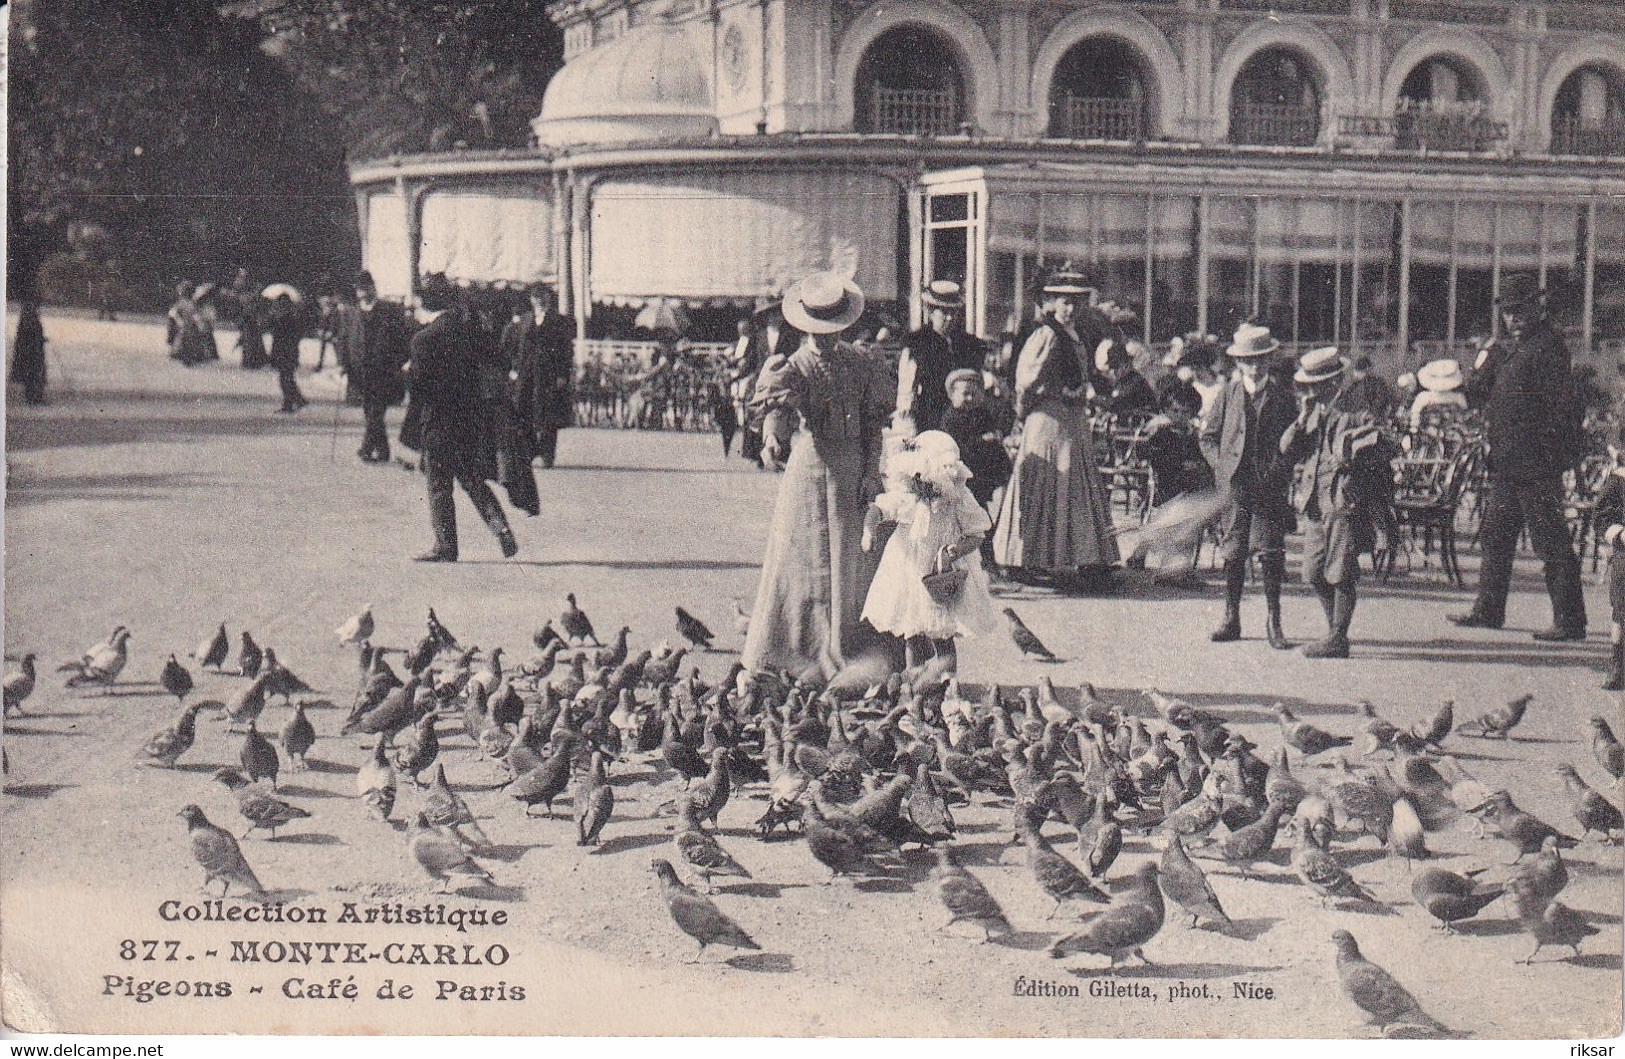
[742,273,893,680]
[992,270,1120,580]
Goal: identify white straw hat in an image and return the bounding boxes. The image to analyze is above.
[782,272,865,335]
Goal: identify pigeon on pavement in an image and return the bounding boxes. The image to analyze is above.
[356,740,397,822]
[675,607,715,650]
[224,670,274,732]
[336,605,374,647]
[1293,823,1382,909]
[409,813,493,892]
[3,654,37,716]
[1275,704,1352,756]
[140,701,219,768]
[574,751,615,847]
[1159,834,1231,930]
[1414,701,1453,749]
[559,593,599,646]
[240,721,281,788]
[1331,930,1451,1037]
[1507,835,1569,906]
[423,763,489,849]
[1509,876,1599,964]
[62,627,131,688]
[650,858,760,961]
[1469,790,1577,861]
[1002,608,1058,662]
[1020,815,1109,915]
[1554,764,1622,840]
[281,702,316,771]
[930,846,1011,942]
[212,768,312,838]
[180,805,264,896]
[676,800,753,891]
[237,631,264,678]
[1455,693,1532,739]
[1409,867,1502,932]
[1589,717,1623,784]
[195,624,230,670]
[160,654,194,704]
[1049,861,1165,967]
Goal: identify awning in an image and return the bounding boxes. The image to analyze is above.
[362,191,412,300]
[419,188,555,285]
[588,170,900,304]
[988,192,1182,261]
[1412,202,1580,270]
[1598,203,1625,265]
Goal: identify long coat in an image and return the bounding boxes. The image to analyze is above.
[501,310,577,435]
[1199,374,1298,516]
[405,308,494,480]
[338,300,411,406]
[1465,321,1582,481]
[899,326,984,431]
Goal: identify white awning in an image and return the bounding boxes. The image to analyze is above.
[588,170,900,305]
[362,191,412,300]
[419,189,555,285]
[988,191,1186,261]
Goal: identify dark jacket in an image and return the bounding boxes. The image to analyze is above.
[941,403,1012,505]
[338,300,411,406]
[1465,321,1583,480]
[902,326,985,431]
[502,310,577,433]
[405,308,491,475]
[266,306,304,370]
[1142,415,1212,506]
[1091,368,1157,419]
[1280,385,1396,554]
[1199,374,1297,513]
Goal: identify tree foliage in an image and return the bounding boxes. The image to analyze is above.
[231,0,563,160]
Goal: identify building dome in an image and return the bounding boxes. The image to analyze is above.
[532,21,718,147]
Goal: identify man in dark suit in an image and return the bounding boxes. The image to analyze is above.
[1200,324,1299,649]
[502,282,576,469]
[337,270,411,463]
[405,274,517,563]
[896,280,985,433]
[1449,278,1586,640]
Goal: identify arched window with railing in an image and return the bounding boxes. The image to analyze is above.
[1230,48,1321,146]
[1552,63,1625,156]
[1047,36,1153,141]
[1396,56,1497,151]
[854,24,967,136]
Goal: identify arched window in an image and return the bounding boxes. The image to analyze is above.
[1230,48,1321,146]
[1552,63,1625,156]
[1048,37,1152,141]
[855,24,967,135]
[1395,55,1495,151]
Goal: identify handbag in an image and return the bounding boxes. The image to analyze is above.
[921,546,968,606]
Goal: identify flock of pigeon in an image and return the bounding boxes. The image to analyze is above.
[5,594,1623,1038]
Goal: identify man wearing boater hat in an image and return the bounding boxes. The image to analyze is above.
[1200,323,1299,648]
[896,279,985,433]
[1279,347,1388,658]
[1449,276,1587,641]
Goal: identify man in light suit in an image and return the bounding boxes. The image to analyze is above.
[1199,324,1299,649]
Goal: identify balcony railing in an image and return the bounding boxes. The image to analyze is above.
[869,85,960,136]
[1231,103,1320,147]
[1056,96,1145,141]
[1337,110,1509,152]
[1551,118,1625,157]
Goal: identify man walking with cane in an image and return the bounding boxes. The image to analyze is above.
[1448,277,1587,641]
[338,270,411,464]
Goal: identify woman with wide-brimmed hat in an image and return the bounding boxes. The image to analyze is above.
[991,268,1120,585]
[1408,357,1468,430]
[742,272,894,680]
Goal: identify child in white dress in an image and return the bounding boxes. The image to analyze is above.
[861,430,1000,671]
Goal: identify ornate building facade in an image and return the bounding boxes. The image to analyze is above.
[350,0,1625,370]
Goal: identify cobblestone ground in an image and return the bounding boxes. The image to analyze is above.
[3,313,1620,1038]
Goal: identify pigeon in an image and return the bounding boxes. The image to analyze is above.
[342,675,424,739]
[1410,867,1502,932]
[650,858,760,961]
[1019,815,1109,915]
[3,654,37,715]
[1196,798,1287,876]
[574,751,615,847]
[1455,693,1532,739]
[799,798,892,881]
[674,606,715,650]
[1413,701,1453,749]
[240,721,280,788]
[160,654,194,704]
[1159,834,1231,929]
[426,608,459,652]
[509,743,578,818]
[1469,790,1578,861]
[906,760,956,842]
[180,805,264,896]
[236,632,264,678]
[1274,703,1352,756]
[532,621,563,653]
[140,701,219,768]
[1293,824,1381,908]
[1507,835,1570,906]
[675,800,753,891]
[261,649,314,703]
[592,626,631,670]
[1387,794,1428,864]
[1002,608,1058,662]
[392,711,440,786]
[1264,748,1307,813]
[62,627,131,688]
[1356,701,1401,756]
[930,846,1011,941]
[422,762,489,848]
[212,768,312,838]
[1049,862,1165,968]
[643,647,689,688]
[1087,820,1123,878]
[1590,717,1623,784]
[195,623,230,670]
[1509,876,1599,964]
[1555,764,1622,840]
[281,702,316,771]
[731,598,751,638]
[408,813,493,892]
[1331,930,1451,1037]
[559,593,599,646]
[335,605,374,647]
[59,625,125,674]
[357,740,397,822]
[224,670,274,732]
[661,713,708,786]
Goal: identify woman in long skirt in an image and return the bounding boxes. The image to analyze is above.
[993,271,1119,580]
[742,273,893,681]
